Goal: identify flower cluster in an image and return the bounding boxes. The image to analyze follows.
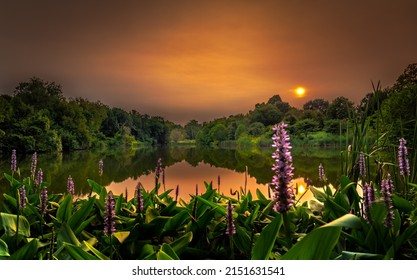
[398,138,410,176]
[11,149,17,172]
[270,122,294,213]
[362,182,375,222]
[36,169,43,187]
[225,200,236,236]
[31,152,37,179]
[40,186,48,214]
[135,182,144,213]
[381,174,395,228]
[104,191,116,235]
[19,185,27,209]
[67,175,75,195]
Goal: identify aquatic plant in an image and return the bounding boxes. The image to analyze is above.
[11,149,17,172]
[398,138,410,177]
[135,182,144,212]
[270,122,294,213]
[225,200,236,236]
[381,174,395,228]
[31,152,37,179]
[104,191,116,235]
[19,185,27,209]
[67,175,75,195]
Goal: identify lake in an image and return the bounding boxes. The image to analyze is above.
[0,146,341,203]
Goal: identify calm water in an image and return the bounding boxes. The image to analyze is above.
[0,146,341,202]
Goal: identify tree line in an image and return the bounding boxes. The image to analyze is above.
[0,78,171,152]
[176,63,417,149]
[1,63,416,153]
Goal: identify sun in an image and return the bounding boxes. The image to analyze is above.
[295,87,306,97]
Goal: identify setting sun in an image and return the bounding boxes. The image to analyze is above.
[295,87,306,97]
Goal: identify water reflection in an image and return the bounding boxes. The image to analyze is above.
[0,146,341,203]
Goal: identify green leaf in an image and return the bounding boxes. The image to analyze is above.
[195,196,226,216]
[156,250,174,260]
[163,210,190,233]
[321,214,361,229]
[56,194,73,223]
[370,201,388,224]
[233,225,252,255]
[57,222,81,248]
[2,193,17,209]
[0,238,10,257]
[82,241,109,260]
[385,220,417,259]
[87,179,105,195]
[282,226,341,260]
[159,243,179,260]
[256,188,268,201]
[340,175,354,192]
[282,214,360,260]
[337,251,383,260]
[74,215,96,236]
[251,214,283,260]
[63,243,98,260]
[392,194,414,213]
[68,196,95,233]
[169,231,193,254]
[0,212,30,237]
[9,239,39,260]
[310,186,328,202]
[113,231,130,244]
[115,194,123,215]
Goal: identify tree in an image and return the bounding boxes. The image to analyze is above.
[303,99,329,114]
[209,124,228,142]
[327,96,354,120]
[184,120,201,140]
[249,103,283,126]
[392,63,417,92]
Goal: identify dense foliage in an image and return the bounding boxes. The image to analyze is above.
[0,78,171,152]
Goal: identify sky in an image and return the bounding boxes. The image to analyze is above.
[1,0,416,124]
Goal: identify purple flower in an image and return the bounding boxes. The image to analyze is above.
[225,200,236,236]
[31,152,37,179]
[19,185,27,209]
[99,160,104,177]
[217,175,221,192]
[104,191,116,235]
[135,182,144,212]
[67,175,75,195]
[40,186,48,214]
[270,122,294,213]
[36,169,43,187]
[155,158,163,180]
[359,152,366,177]
[381,174,395,228]
[398,138,410,176]
[11,149,17,172]
[319,163,326,180]
[195,184,199,196]
[362,182,374,222]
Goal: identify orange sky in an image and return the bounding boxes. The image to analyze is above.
[1,0,416,124]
